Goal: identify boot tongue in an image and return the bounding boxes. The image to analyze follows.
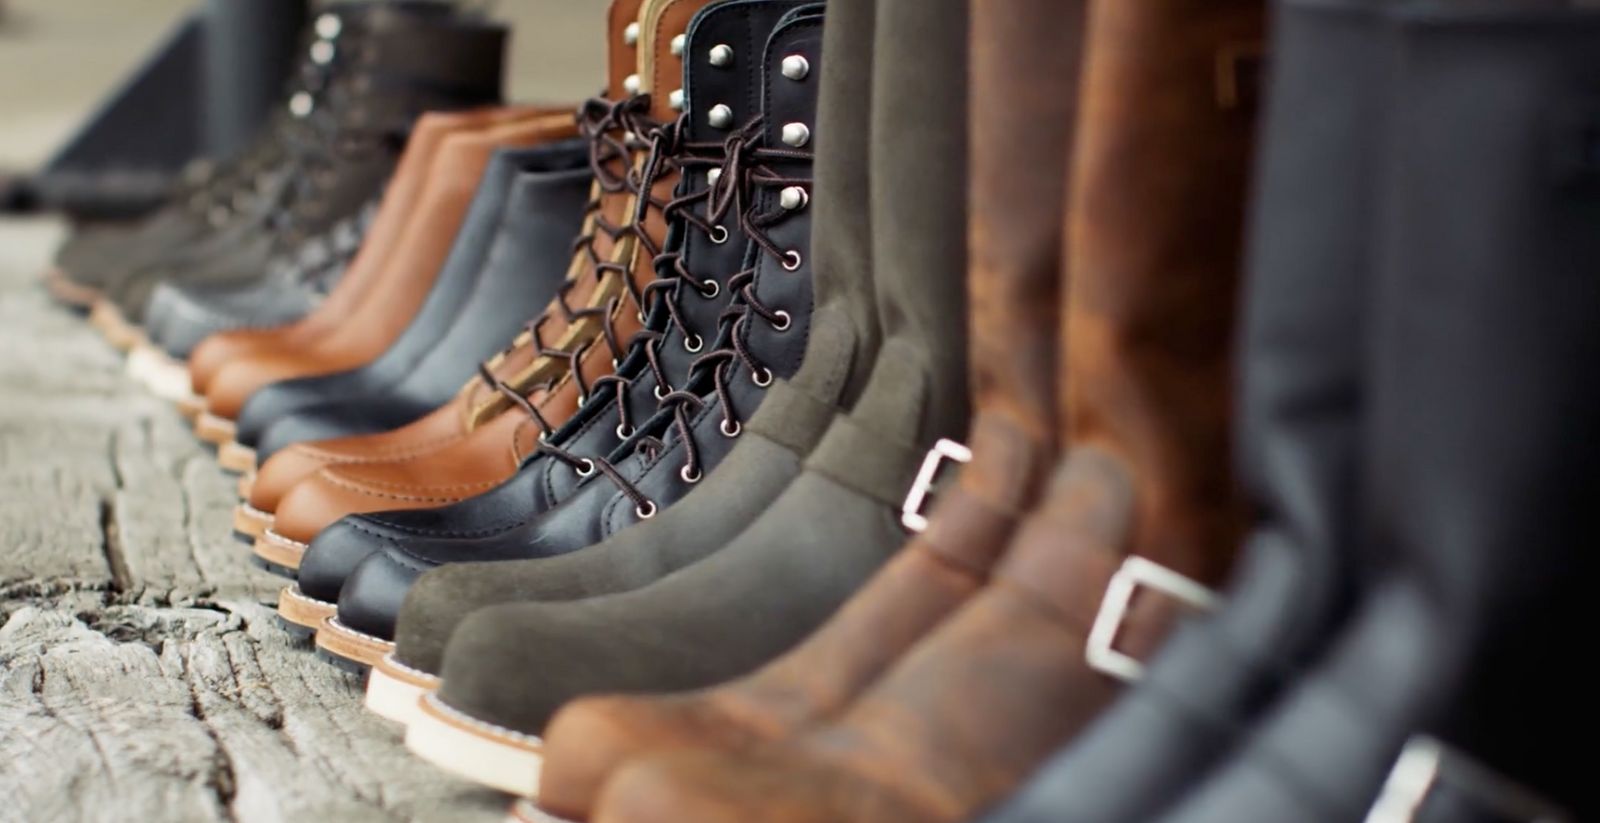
[606,0,648,99]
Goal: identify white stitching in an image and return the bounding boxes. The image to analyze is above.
[422,692,545,749]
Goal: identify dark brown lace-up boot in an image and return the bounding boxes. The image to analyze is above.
[533,0,1085,817]
[584,0,1262,820]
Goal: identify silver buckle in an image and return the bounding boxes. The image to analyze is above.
[1365,737,1570,823]
[900,439,972,533]
[1085,556,1219,683]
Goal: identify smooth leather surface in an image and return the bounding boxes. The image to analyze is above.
[187,107,552,395]
[201,112,579,420]
[239,142,592,455]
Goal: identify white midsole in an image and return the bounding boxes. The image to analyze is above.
[406,693,546,797]
[364,659,438,726]
[127,345,193,402]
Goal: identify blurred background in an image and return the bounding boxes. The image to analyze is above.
[0,0,603,172]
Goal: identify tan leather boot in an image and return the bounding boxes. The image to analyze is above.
[242,0,688,576]
[191,107,577,446]
[587,0,1261,821]
[534,0,1086,816]
[180,105,552,421]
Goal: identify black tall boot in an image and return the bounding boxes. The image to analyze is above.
[1158,3,1600,819]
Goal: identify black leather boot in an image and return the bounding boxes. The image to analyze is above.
[231,140,593,460]
[1151,3,1597,819]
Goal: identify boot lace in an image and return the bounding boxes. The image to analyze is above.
[541,117,814,516]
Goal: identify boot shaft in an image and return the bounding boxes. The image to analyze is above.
[1366,2,1600,808]
[1065,0,1263,580]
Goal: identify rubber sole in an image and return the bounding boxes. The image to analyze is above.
[194,411,237,446]
[506,799,577,823]
[42,267,101,310]
[250,553,299,579]
[126,343,193,402]
[237,472,255,499]
[276,585,336,633]
[274,613,316,643]
[366,653,442,726]
[176,392,205,423]
[252,529,306,577]
[315,616,395,670]
[231,502,272,540]
[218,440,257,474]
[88,299,147,352]
[406,691,546,798]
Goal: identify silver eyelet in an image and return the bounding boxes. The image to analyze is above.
[623,22,640,46]
[779,186,809,211]
[635,500,659,519]
[576,393,588,407]
[612,357,622,369]
[637,310,647,323]
[684,334,704,353]
[709,44,734,67]
[577,459,596,478]
[289,91,314,118]
[721,419,742,438]
[708,103,734,129]
[315,13,342,40]
[680,465,703,484]
[670,34,686,56]
[539,430,552,444]
[772,310,792,331]
[709,225,730,244]
[782,251,803,271]
[654,385,669,401]
[701,279,721,298]
[752,368,774,387]
[668,89,686,111]
[311,41,336,65]
[623,73,642,95]
[616,424,635,439]
[707,167,722,187]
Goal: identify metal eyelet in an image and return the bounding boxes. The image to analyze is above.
[721,419,742,438]
[684,334,704,353]
[783,251,803,271]
[781,55,810,81]
[636,500,659,519]
[577,459,596,478]
[680,466,702,484]
[709,225,730,245]
[702,279,720,298]
[654,385,669,401]
[576,393,588,407]
[709,44,734,67]
[771,310,792,331]
[637,310,647,323]
[752,368,774,387]
[616,423,635,439]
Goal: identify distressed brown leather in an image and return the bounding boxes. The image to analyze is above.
[586,1,1262,821]
[185,106,554,397]
[199,111,579,421]
[248,0,703,548]
[535,2,1086,817]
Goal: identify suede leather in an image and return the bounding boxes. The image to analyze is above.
[321,1,827,642]
[584,0,1262,820]
[202,112,579,421]
[386,0,863,681]
[245,149,593,460]
[537,0,1082,814]
[186,107,547,397]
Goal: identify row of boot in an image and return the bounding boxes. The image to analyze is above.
[46,0,1591,820]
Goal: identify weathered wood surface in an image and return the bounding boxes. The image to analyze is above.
[0,219,509,823]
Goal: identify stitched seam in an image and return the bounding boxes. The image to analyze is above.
[423,693,545,749]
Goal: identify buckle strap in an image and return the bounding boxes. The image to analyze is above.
[902,439,972,532]
[1085,557,1220,683]
[1366,737,1571,823]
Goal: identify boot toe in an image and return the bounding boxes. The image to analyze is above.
[335,544,430,641]
[393,560,537,677]
[298,517,396,604]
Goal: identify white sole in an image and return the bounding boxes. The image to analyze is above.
[505,798,578,823]
[127,345,193,402]
[406,692,546,797]
[364,654,441,726]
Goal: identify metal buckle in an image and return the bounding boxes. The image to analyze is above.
[900,439,972,533]
[1365,737,1571,823]
[1085,556,1219,683]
